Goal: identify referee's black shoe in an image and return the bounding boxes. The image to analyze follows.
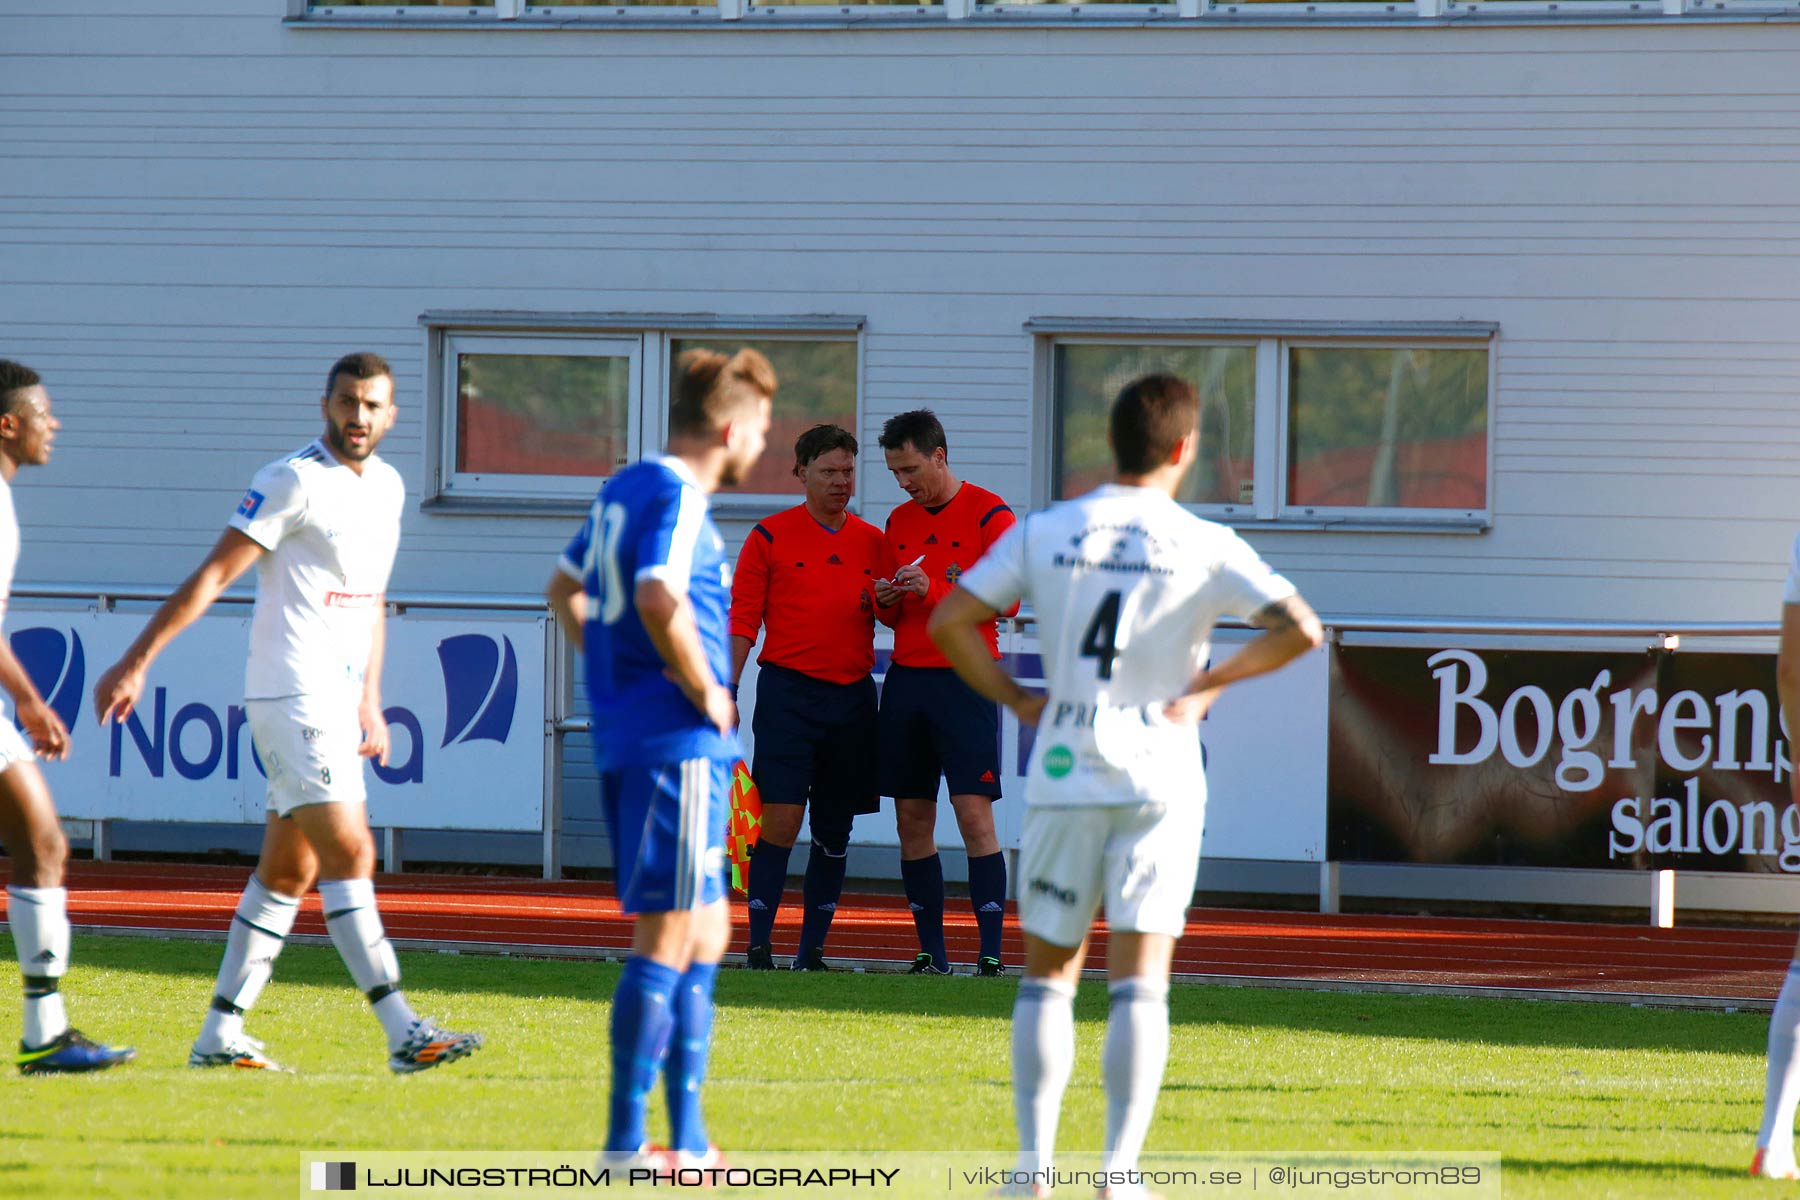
[790,947,832,972]
[907,953,952,976]
[976,956,1005,977]
[746,944,775,970]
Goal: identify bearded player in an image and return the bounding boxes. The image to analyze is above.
[93,352,481,1075]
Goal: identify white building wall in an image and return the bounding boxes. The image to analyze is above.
[5,9,1800,618]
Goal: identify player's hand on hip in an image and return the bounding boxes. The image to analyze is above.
[358,698,390,766]
[699,682,737,738]
[93,661,145,725]
[1162,688,1220,726]
[20,698,69,761]
[1009,691,1048,727]
[892,564,929,598]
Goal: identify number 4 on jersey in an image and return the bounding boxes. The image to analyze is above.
[1079,589,1123,680]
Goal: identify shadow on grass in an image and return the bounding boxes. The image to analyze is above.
[1503,1156,1750,1182]
[20,933,1773,1058]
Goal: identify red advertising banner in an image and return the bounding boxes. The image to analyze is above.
[1329,645,1797,872]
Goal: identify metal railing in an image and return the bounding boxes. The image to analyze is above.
[27,582,1786,890]
[18,584,567,875]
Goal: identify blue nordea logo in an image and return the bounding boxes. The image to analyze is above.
[12,627,84,734]
[437,634,518,748]
[104,629,522,788]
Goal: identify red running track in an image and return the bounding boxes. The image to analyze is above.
[9,861,1793,1007]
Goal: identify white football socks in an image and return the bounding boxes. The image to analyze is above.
[318,878,417,1050]
[1757,963,1800,1173]
[196,876,301,1053]
[1012,976,1077,1178]
[1101,975,1171,1178]
[7,885,70,1048]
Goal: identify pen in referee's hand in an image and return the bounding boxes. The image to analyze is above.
[886,555,926,587]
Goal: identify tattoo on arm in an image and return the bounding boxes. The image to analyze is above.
[1249,596,1305,634]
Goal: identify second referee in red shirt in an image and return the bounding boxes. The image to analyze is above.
[729,424,897,970]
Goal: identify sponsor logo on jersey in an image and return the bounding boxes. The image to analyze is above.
[1028,878,1077,906]
[236,489,265,519]
[301,726,323,742]
[1042,745,1075,779]
[323,591,381,609]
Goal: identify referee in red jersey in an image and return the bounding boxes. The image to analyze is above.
[729,424,897,971]
[873,409,1018,976]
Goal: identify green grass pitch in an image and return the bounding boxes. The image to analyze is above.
[0,934,1782,1198]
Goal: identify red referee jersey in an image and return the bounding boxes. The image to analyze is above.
[884,481,1018,668]
[729,505,896,685]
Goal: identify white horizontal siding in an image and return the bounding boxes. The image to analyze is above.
[3,16,1799,621]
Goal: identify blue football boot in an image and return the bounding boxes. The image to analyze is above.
[18,1027,136,1075]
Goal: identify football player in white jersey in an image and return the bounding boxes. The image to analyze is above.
[1751,535,1800,1177]
[92,353,480,1075]
[930,373,1322,1199]
[0,361,135,1074]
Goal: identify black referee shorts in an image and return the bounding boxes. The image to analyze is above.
[877,663,1002,802]
[749,663,880,846]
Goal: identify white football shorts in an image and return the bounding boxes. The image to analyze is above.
[1017,799,1204,948]
[0,708,35,774]
[245,694,367,817]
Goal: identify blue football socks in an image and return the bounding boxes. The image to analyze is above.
[606,956,680,1154]
[664,961,720,1154]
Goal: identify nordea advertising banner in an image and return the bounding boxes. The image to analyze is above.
[1329,645,1798,872]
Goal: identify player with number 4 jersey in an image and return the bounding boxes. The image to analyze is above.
[929,373,1322,1200]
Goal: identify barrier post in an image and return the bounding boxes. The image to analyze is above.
[1651,869,1676,928]
[1319,860,1340,914]
[542,616,565,881]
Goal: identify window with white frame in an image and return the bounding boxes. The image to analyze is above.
[426,317,861,510]
[666,337,858,498]
[1043,323,1492,527]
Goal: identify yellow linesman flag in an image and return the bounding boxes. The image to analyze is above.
[727,759,763,895]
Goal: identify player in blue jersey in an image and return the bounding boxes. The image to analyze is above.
[547,347,775,1170]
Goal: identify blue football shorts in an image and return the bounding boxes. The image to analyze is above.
[601,757,733,915]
